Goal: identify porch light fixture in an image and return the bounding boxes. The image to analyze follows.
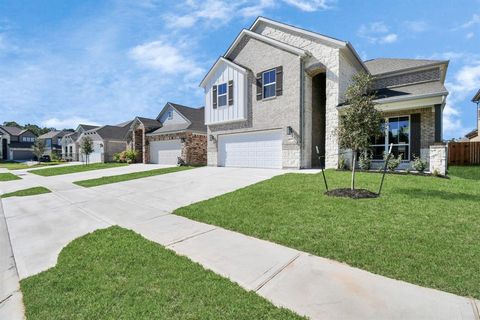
[180,137,186,143]
[209,135,216,142]
[286,126,293,136]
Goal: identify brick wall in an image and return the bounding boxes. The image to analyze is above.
[147,132,207,165]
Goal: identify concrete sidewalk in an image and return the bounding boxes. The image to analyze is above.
[0,200,24,320]
[1,166,479,319]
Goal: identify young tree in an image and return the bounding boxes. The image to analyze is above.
[33,140,45,162]
[80,136,94,165]
[337,72,383,190]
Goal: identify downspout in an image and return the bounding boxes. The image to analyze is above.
[299,56,305,169]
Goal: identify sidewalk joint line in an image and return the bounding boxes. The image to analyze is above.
[254,253,302,292]
[166,228,217,247]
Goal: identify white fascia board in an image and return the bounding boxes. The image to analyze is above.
[224,29,308,59]
[250,17,346,48]
[199,57,247,88]
[205,117,248,126]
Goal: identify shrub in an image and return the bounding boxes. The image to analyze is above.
[411,155,427,173]
[358,151,372,170]
[384,152,402,171]
[338,155,347,170]
[51,153,60,162]
[124,150,138,164]
[113,152,122,163]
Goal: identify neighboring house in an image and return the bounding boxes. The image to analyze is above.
[77,121,133,163]
[61,124,99,161]
[0,126,37,161]
[465,89,480,141]
[37,130,71,156]
[200,16,448,172]
[127,102,207,165]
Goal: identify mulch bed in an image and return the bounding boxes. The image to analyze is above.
[325,188,379,199]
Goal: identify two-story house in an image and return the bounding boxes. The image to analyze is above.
[465,89,480,141]
[200,17,448,174]
[37,130,72,157]
[0,126,37,161]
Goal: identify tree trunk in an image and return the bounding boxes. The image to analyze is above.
[351,151,357,190]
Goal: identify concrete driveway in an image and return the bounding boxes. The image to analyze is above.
[1,166,285,278]
[1,165,479,320]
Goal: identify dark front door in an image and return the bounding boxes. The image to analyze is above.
[2,139,7,160]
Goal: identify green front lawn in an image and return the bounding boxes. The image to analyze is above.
[1,187,51,198]
[176,166,480,299]
[21,227,304,320]
[0,160,62,170]
[30,163,128,176]
[74,166,194,187]
[0,172,21,181]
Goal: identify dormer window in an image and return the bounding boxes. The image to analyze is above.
[262,69,276,99]
[217,83,228,107]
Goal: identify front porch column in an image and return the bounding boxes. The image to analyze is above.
[434,104,442,143]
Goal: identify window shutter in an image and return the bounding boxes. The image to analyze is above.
[228,80,234,106]
[410,113,421,159]
[275,66,283,96]
[212,85,218,109]
[256,72,262,101]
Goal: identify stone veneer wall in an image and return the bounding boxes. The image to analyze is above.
[256,25,363,169]
[429,144,447,175]
[147,132,207,165]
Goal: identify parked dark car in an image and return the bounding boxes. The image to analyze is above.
[39,155,51,162]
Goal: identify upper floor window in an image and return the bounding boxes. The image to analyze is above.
[21,137,35,142]
[217,83,227,107]
[262,69,276,99]
[167,110,173,120]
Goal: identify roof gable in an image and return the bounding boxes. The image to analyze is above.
[200,57,247,88]
[364,58,448,76]
[225,29,308,60]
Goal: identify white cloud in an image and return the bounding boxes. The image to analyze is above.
[164,0,333,29]
[358,22,398,44]
[466,32,474,39]
[282,0,331,12]
[41,117,100,129]
[129,40,203,76]
[454,13,480,30]
[403,20,429,33]
[443,63,480,136]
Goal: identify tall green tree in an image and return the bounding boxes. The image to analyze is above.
[337,72,383,190]
[3,121,21,128]
[80,136,94,165]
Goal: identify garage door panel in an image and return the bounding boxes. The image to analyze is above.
[219,130,282,169]
[150,140,182,165]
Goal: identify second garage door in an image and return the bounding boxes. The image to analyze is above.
[218,130,283,169]
[150,140,182,165]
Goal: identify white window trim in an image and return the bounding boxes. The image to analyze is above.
[262,69,276,100]
[217,82,228,108]
[371,115,411,162]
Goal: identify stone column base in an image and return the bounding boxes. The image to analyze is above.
[429,144,447,176]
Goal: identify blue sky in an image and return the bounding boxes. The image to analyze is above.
[0,0,479,139]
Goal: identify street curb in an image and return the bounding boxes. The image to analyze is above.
[0,198,25,320]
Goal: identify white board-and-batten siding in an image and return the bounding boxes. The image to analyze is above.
[205,62,247,125]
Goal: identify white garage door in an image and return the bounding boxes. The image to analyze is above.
[218,130,283,169]
[150,140,182,165]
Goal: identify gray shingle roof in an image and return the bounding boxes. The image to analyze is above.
[472,89,480,102]
[374,81,448,101]
[136,117,162,129]
[466,129,478,139]
[38,130,70,139]
[0,126,24,136]
[149,103,206,135]
[78,124,99,131]
[364,58,447,75]
[89,125,130,140]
